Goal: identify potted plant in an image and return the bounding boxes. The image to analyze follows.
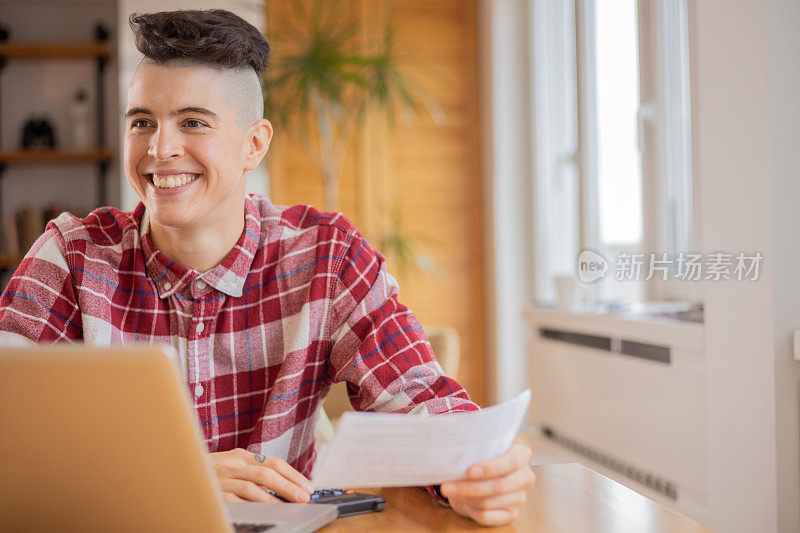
[261,0,442,211]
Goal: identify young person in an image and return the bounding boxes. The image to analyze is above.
[0,9,534,526]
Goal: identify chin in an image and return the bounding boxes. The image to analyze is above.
[146,205,197,230]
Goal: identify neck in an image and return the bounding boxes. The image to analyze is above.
[148,199,246,273]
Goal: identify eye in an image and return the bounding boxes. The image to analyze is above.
[130,119,151,129]
[184,119,207,128]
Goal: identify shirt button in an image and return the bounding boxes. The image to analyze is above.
[196,280,207,290]
[164,282,171,290]
[196,322,205,334]
[194,384,204,397]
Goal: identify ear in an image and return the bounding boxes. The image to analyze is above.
[243,119,273,171]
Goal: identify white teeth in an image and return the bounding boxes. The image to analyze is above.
[150,173,199,189]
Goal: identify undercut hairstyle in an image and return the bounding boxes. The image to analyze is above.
[129,9,270,128]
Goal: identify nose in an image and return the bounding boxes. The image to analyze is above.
[147,125,183,160]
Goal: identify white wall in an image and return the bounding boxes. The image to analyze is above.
[765,0,800,531]
[477,0,534,404]
[117,0,269,211]
[681,0,800,530]
[688,0,777,530]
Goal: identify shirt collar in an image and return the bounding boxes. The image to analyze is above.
[138,197,262,299]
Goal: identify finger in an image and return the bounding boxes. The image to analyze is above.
[242,465,311,503]
[470,508,517,526]
[222,492,246,503]
[466,443,532,479]
[442,465,535,499]
[219,479,281,503]
[249,453,314,493]
[452,500,517,526]
[457,489,527,511]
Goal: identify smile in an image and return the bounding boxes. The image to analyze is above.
[147,173,200,189]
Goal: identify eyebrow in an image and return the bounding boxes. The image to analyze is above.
[123,106,220,120]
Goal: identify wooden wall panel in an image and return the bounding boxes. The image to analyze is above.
[266,0,485,405]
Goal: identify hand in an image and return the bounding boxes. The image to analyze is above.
[209,448,314,503]
[440,442,535,526]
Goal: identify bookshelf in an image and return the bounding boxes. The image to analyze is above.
[0,35,111,274]
[0,149,112,164]
[0,43,110,59]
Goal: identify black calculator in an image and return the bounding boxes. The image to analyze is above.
[265,488,385,517]
[309,488,386,517]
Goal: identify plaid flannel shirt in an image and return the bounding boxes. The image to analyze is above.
[0,194,478,504]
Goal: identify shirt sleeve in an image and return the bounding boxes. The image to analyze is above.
[0,222,83,344]
[327,230,478,506]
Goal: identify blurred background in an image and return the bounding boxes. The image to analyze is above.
[1,1,799,531]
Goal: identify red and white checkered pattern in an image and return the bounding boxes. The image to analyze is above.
[0,194,478,503]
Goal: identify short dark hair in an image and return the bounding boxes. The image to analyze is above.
[129,9,270,73]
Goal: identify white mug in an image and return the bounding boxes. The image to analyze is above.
[553,274,580,309]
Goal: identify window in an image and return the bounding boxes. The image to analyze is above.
[531,0,693,303]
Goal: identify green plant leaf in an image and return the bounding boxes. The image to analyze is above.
[262,0,445,210]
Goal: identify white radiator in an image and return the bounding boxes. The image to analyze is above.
[525,307,708,522]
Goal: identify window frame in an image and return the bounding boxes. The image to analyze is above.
[531,0,696,304]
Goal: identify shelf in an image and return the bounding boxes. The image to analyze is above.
[0,42,111,59]
[0,37,112,277]
[0,149,112,164]
[0,254,25,268]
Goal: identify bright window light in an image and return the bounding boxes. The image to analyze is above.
[595,0,642,246]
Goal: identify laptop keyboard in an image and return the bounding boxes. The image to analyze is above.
[230,490,348,532]
[232,524,274,532]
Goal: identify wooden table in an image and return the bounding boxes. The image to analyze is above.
[318,463,712,532]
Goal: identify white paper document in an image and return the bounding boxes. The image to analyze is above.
[311,389,531,488]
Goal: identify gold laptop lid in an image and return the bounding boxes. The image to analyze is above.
[0,345,232,533]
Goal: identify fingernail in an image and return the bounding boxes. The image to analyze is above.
[440,483,449,496]
[296,489,310,502]
[304,481,314,492]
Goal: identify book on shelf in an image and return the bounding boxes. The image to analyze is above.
[2,215,20,257]
[0,204,79,261]
[18,207,45,253]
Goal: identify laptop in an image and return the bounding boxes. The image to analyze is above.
[0,345,338,533]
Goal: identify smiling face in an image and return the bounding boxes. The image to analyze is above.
[124,60,271,235]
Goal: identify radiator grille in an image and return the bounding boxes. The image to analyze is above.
[541,426,678,500]
[539,328,671,364]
